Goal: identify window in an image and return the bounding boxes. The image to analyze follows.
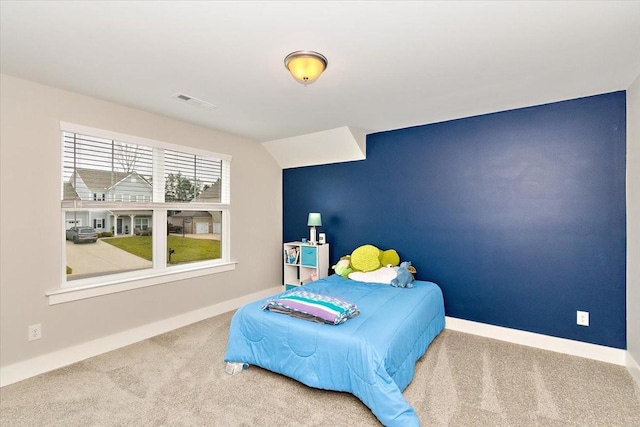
[134,217,150,230]
[59,122,232,293]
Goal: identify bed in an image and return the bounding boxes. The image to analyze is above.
[224,274,445,427]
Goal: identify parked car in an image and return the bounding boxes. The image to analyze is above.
[66,226,98,244]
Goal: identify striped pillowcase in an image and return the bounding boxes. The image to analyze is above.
[262,290,359,325]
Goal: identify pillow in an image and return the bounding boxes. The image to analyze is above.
[348,267,397,284]
[350,244,382,272]
[262,290,359,325]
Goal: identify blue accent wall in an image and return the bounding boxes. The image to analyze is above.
[283,92,626,349]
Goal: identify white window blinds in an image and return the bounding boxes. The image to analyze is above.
[60,123,230,208]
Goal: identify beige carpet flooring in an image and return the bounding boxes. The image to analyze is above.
[1,310,639,426]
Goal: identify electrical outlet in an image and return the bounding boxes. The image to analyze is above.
[28,324,42,341]
[577,311,589,327]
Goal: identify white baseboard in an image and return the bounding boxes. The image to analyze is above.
[1,296,629,388]
[627,352,640,387]
[445,316,627,366]
[0,286,281,387]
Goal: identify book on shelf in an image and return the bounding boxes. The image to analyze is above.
[285,247,299,264]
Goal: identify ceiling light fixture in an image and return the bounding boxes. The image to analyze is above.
[284,50,328,86]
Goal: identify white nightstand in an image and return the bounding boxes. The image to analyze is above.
[283,242,329,290]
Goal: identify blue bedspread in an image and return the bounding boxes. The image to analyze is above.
[224,274,445,427]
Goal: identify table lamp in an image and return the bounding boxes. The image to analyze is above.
[307,213,322,244]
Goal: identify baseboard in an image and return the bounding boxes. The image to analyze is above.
[627,352,640,387]
[0,286,281,387]
[1,295,628,388]
[445,316,627,366]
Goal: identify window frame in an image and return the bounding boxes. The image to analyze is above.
[49,122,235,305]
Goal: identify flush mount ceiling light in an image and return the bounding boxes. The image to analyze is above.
[284,50,328,86]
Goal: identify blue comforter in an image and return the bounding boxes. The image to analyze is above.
[224,274,445,426]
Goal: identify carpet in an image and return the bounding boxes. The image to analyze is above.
[1,310,639,426]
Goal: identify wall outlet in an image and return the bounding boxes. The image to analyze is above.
[28,323,42,341]
[577,311,589,327]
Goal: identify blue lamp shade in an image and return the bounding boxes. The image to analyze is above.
[307,213,322,227]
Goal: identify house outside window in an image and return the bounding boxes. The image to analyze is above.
[134,218,149,230]
[60,122,232,291]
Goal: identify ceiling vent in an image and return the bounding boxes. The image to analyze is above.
[171,93,217,110]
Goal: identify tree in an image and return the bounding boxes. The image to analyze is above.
[114,142,141,173]
[165,172,200,201]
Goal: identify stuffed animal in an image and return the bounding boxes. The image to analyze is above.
[334,245,408,284]
[349,244,382,272]
[380,249,400,267]
[349,245,401,272]
[391,261,415,288]
[332,256,354,278]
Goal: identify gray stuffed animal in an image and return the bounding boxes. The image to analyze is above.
[391,261,415,288]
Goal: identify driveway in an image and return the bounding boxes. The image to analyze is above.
[66,239,152,277]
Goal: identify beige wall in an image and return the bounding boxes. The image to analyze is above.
[628,73,640,373]
[0,74,283,366]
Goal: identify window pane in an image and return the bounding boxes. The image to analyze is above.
[164,150,222,202]
[62,133,154,202]
[65,210,153,280]
[166,210,222,266]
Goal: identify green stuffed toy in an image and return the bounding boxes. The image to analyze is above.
[334,245,403,279]
[343,245,402,273]
[380,249,400,267]
[332,256,353,278]
[350,244,382,272]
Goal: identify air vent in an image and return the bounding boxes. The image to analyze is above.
[171,93,217,110]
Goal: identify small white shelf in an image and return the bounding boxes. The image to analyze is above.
[283,242,329,290]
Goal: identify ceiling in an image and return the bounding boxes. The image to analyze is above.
[1,1,639,143]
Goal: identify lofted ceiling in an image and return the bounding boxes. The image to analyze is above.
[1,1,639,143]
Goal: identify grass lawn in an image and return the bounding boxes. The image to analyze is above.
[102,235,221,264]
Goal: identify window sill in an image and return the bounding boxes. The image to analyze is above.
[47,261,237,305]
